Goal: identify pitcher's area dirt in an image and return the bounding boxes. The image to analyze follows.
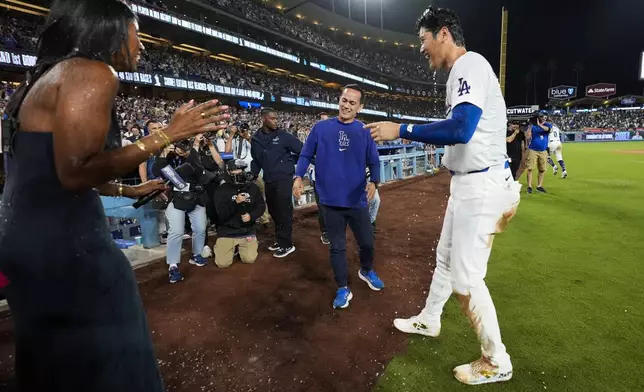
[0,172,450,392]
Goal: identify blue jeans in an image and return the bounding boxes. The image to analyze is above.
[368,189,380,224]
[165,202,207,265]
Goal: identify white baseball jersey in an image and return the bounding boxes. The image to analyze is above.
[548,124,562,143]
[442,52,508,173]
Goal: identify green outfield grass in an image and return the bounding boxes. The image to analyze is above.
[376,142,644,392]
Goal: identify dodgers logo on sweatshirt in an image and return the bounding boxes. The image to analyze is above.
[339,130,350,151]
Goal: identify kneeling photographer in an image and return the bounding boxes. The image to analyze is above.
[152,134,223,283]
[213,160,266,268]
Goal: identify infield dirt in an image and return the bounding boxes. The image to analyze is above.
[0,172,450,392]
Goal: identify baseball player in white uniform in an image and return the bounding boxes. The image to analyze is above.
[547,122,568,178]
[365,6,521,386]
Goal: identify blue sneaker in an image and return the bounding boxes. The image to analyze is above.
[358,269,385,291]
[527,187,533,194]
[189,254,208,267]
[168,266,183,284]
[333,287,353,309]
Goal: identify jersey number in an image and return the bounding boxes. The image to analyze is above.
[457,78,471,96]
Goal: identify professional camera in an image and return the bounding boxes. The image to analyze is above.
[225,159,254,185]
[233,122,250,139]
[530,112,547,126]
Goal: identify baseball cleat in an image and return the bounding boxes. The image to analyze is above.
[333,287,353,309]
[393,316,440,337]
[453,357,513,385]
[358,269,384,291]
[553,166,558,176]
[562,170,568,179]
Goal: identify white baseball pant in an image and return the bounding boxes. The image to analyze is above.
[549,141,563,161]
[417,162,521,368]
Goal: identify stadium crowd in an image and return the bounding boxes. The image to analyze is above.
[200,0,435,82]
[1,11,445,118]
[549,109,644,131]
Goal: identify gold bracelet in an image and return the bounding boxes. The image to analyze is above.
[135,140,147,152]
[157,130,172,147]
[135,139,156,157]
[117,183,124,197]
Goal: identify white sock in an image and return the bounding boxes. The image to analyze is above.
[169,263,178,270]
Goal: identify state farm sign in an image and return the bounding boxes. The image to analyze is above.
[585,83,616,98]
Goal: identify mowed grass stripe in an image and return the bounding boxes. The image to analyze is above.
[376,142,644,392]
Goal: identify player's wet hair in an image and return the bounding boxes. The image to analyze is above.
[415,6,465,47]
[5,0,137,121]
[341,84,366,105]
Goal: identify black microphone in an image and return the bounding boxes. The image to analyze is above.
[132,163,196,209]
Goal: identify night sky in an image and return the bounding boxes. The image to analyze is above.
[311,0,644,106]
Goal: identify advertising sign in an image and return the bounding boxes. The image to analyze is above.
[506,105,540,116]
[585,83,617,98]
[548,85,577,100]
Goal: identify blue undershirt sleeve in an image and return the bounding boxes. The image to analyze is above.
[398,103,483,145]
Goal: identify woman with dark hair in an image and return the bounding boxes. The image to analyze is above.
[0,0,229,390]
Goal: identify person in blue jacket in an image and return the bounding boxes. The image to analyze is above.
[293,84,384,309]
[251,108,302,258]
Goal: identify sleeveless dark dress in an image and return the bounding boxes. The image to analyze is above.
[0,111,164,391]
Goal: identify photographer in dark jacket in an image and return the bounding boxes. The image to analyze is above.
[152,134,223,283]
[214,160,266,268]
[251,108,302,258]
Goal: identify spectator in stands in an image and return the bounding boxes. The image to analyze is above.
[251,107,302,258]
[293,85,383,309]
[213,160,265,268]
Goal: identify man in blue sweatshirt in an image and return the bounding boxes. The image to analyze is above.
[251,108,302,258]
[293,84,384,309]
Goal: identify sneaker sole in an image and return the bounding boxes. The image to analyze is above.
[320,236,330,245]
[454,370,513,385]
[393,319,440,337]
[333,292,354,309]
[358,270,383,291]
[169,277,184,284]
[268,245,280,251]
[189,260,207,267]
[273,246,296,258]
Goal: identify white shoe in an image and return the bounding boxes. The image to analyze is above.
[201,245,213,258]
[562,170,568,179]
[393,316,440,337]
[553,166,558,176]
[453,357,513,385]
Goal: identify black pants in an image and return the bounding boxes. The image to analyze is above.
[509,154,521,180]
[265,178,294,248]
[322,205,374,287]
[312,180,327,234]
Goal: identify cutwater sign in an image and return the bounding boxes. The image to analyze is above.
[585,83,617,98]
[548,85,577,99]
[507,105,540,116]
